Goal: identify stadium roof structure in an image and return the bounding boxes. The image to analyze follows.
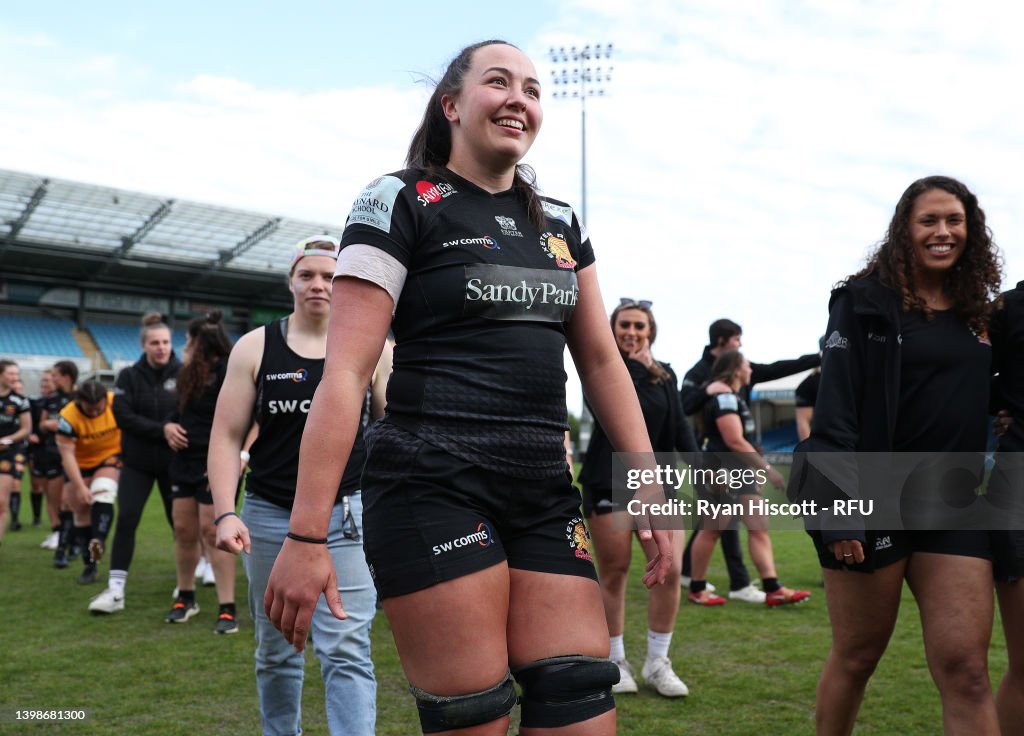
[0,167,345,310]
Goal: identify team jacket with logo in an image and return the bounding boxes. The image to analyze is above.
[788,275,991,547]
[247,318,367,509]
[340,167,594,480]
[1,391,30,440]
[58,392,121,470]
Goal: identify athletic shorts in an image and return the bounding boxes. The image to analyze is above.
[73,455,123,481]
[170,454,212,504]
[362,423,597,599]
[0,447,27,480]
[811,529,992,573]
[581,485,617,516]
[30,447,63,479]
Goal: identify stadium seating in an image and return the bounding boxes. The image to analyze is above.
[87,323,188,364]
[0,314,83,357]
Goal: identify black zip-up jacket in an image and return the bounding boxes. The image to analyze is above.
[787,275,903,547]
[112,353,182,474]
[992,280,1024,451]
[680,346,820,418]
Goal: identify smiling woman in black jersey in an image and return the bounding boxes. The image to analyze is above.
[793,176,1003,735]
[264,40,672,736]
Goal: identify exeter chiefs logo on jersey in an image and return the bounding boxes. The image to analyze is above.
[539,232,576,270]
[566,517,593,562]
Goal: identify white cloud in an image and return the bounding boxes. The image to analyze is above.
[2,3,1022,413]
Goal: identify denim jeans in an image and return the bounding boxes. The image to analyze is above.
[242,492,377,736]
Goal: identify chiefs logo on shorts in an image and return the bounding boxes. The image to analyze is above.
[540,233,576,270]
[566,517,593,562]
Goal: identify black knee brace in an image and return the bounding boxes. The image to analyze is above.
[410,671,517,734]
[512,654,619,729]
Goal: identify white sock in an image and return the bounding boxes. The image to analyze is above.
[646,629,672,662]
[609,635,626,662]
[109,570,127,594]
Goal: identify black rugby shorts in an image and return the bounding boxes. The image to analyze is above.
[812,529,992,573]
[362,423,597,599]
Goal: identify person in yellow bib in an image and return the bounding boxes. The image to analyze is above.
[57,380,122,586]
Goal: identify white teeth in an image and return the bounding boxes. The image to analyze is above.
[928,244,952,253]
[496,119,524,130]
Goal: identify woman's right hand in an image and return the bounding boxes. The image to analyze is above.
[215,515,251,555]
[265,538,347,652]
[163,422,189,451]
[705,380,731,396]
[75,482,92,508]
[827,539,865,565]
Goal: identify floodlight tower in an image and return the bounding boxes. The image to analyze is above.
[548,42,614,225]
[548,42,614,454]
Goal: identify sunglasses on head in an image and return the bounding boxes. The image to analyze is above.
[619,298,653,309]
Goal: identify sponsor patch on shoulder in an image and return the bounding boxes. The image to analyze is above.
[541,200,574,227]
[716,394,739,412]
[825,330,848,350]
[347,175,405,233]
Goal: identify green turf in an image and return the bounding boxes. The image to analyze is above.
[0,479,1009,735]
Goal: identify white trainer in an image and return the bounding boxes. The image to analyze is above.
[88,587,125,614]
[611,658,638,694]
[202,562,216,587]
[680,575,715,593]
[40,531,59,550]
[641,656,689,697]
[728,584,766,604]
[194,557,209,581]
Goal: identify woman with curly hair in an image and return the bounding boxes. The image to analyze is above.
[793,175,1002,734]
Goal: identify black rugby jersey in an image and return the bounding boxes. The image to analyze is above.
[341,167,594,479]
[40,390,72,449]
[703,392,757,453]
[247,318,368,509]
[1,391,30,439]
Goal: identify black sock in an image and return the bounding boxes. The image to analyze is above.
[9,492,21,523]
[57,511,74,551]
[689,579,707,594]
[218,602,236,616]
[90,502,114,542]
[762,577,781,593]
[74,525,93,566]
[30,492,43,522]
[179,589,195,603]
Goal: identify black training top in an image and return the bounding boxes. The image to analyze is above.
[578,359,698,492]
[112,354,182,474]
[167,360,228,486]
[247,318,367,509]
[340,167,594,479]
[39,390,72,450]
[992,281,1024,451]
[794,372,820,409]
[703,392,757,454]
[0,390,30,439]
[894,309,991,452]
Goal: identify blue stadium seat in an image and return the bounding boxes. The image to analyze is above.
[0,314,84,357]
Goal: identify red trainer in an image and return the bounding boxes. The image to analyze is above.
[688,590,727,606]
[765,588,811,606]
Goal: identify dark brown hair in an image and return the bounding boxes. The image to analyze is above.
[709,350,747,388]
[75,379,107,406]
[176,311,232,409]
[406,40,546,230]
[845,175,1002,333]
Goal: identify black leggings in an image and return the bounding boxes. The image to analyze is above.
[681,525,752,591]
[109,464,174,571]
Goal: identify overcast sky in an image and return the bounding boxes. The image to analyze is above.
[2,1,1021,412]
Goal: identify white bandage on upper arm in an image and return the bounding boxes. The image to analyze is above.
[335,244,408,310]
